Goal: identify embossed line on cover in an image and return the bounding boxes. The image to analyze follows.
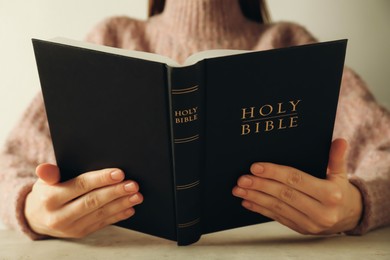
[171,85,199,95]
[176,180,200,190]
[174,134,199,144]
[242,113,298,123]
[178,218,201,228]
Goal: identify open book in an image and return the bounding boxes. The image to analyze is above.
[32,38,347,245]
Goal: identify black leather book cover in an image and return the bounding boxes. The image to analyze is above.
[201,40,346,233]
[32,38,346,245]
[32,39,177,242]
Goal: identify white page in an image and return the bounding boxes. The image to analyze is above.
[48,37,253,67]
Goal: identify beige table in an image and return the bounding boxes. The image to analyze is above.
[1,221,389,259]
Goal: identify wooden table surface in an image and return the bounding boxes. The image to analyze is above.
[1,221,389,259]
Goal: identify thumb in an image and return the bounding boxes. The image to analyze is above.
[36,163,61,185]
[327,138,348,177]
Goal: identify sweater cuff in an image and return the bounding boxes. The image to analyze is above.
[11,180,49,240]
[345,175,372,235]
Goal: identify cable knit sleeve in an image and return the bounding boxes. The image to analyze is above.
[333,68,390,235]
[0,94,55,239]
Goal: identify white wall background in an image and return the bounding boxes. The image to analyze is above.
[1,0,389,148]
[268,0,390,108]
[0,0,389,229]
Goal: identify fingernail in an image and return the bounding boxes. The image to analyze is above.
[252,163,264,174]
[234,187,247,196]
[124,182,137,192]
[239,176,253,187]
[129,194,140,203]
[242,200,252,209]
[111,170,124,181]
[125,208,135,216]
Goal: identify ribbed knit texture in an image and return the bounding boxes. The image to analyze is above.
[1,0,389,239]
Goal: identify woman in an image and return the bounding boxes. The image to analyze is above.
[1,0,389,239]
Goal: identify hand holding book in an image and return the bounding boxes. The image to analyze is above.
[24,164,143,238]
[24,138,362,238]
[233,138,363,234]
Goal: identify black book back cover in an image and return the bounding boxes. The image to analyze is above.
[201,40,346,233]
[32,40,177,241]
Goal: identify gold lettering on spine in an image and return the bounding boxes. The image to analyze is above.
[175,107,198,124]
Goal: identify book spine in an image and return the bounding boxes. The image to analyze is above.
[167,63,204,246]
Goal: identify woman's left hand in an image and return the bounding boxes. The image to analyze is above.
[232,138,363,235]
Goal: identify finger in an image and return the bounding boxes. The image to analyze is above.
[36,163,61,185]
[236,175,325,217]
[54,206,136,239]
[73,193,143,232]
[35,192,142,239]
[233,187,314,234]
[56,168,126,204]
[60,181,140,221]
[327,138,348,176]
[241,200,307,234]
[76,208,136,238]
[250,162,328,201]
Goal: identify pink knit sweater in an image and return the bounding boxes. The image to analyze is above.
[1,0,390,240]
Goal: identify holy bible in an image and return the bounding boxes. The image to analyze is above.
[32,38,347,245]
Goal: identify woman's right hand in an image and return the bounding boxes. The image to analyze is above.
[24,163,143,238]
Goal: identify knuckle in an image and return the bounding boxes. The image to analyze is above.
[46,215,64,231]
[280,187,296,202]
[114,182,127,196]
[84,194,100,210]
[318,212,339,229]
[287,170,303,186]
[99,169,112,184]
[75,176,89,191]
[95,207,106,219]
[40,193,56,210]
[273,200,284,212]
[327,186,343,205]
